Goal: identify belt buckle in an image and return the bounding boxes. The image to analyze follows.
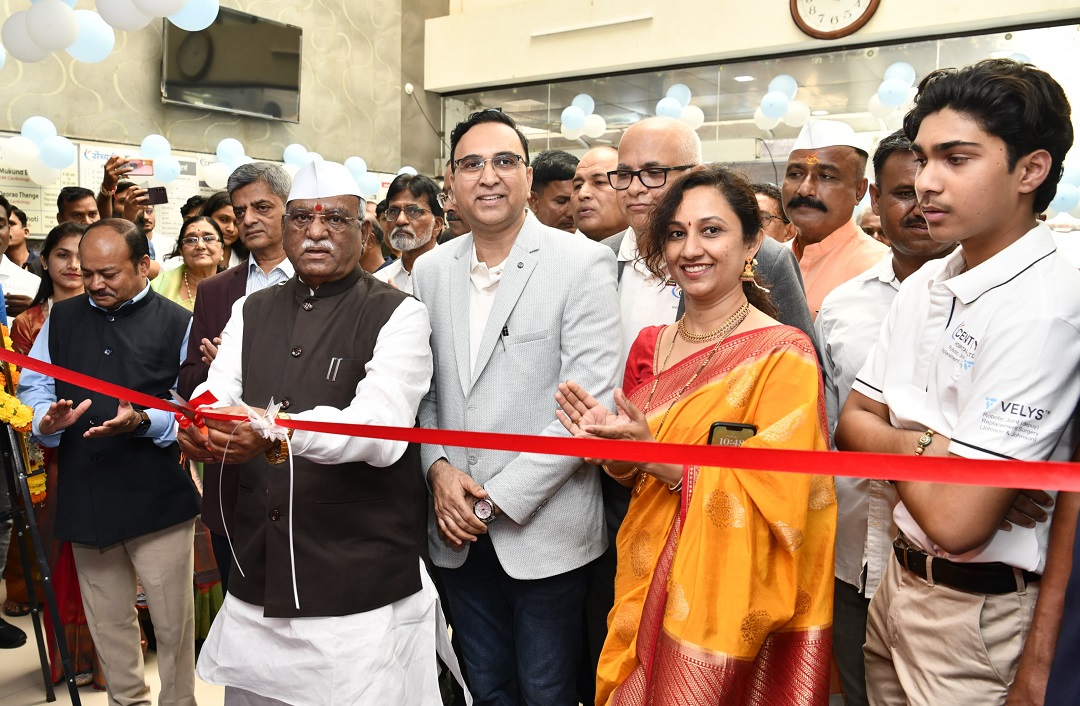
[893,536,912,572]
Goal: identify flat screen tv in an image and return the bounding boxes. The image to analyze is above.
[162,7,302,123]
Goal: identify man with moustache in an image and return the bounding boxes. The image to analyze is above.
[185,159,440,705]
[571,146,627,241]
[19,219,199,706]
[413,109,620,706]
[440,160,472,241]
[782,119,888,318]
[527,150,578,233]
[816,130,956,706]
[374,174,443,294]
[752,182,797,243]
[177,161,293,589]
[836,60,1080,706]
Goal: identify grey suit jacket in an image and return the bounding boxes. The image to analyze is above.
[601,229,818,355]
[413,213,622,579]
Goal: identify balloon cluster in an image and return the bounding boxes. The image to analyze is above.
[283,145,382,197]
[0,116,76,185]
[1,0,220,65]
[200,137,251,190]
[655,84,705,130]
[560,94,606,141]
[868,62,919,122]
[139,133,182,183]
[1046,164,1080,218]
[754,75,810,132]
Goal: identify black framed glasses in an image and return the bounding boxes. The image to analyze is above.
[386,205,432,221]
[607,165,693,191]
[180,234,221,247]
[760,212,789,227]
[283,210,358,232]
[453,153,526,179]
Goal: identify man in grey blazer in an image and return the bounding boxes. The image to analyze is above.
[412,110,621,706]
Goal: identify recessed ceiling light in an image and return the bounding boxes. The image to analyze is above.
[733,75,754,82]
[811,110,829,115]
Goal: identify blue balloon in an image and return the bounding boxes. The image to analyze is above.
[759,91,790,120]
[877,78,909,108]
[358,172,382,198]
[1062,163,1080,188]
[656,97,682,118]
[66,10,115,63]
[141,133,171,159]
[39,135,75,169]
[168,0,220,32]
[31,0,76,6]
[216,137,245,166]
[665,84,692,108]
[571,94,594,115]
[883,62,917,87]
[398,166,418,176]
[1050,183,1080,213]
[768,74,799,100]
[345,156,368,178]
[21,116,56,146]
[155,155,182,183]
[283,143,308,167]
[561,106,585,130]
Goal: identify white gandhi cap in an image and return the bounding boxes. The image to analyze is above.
[790,119,869,156]
[287,159,366,204]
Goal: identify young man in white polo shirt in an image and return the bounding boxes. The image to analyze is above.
[836,59,1080,706]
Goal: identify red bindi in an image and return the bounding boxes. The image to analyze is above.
[314,203,323,211]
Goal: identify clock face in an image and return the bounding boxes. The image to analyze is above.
[790,0,881,40]
[177,32,214,81]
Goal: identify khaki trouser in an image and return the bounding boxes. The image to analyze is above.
[864,553,1037,706]
[72,519,197,706]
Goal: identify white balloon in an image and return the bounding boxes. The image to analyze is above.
[582,113,607,139]
[27,0,79,51]
[203,161,232,191]
[560,124,584,141]
[868,94,894,120]
[282,163,299,179]
[134,0,188,17]
[753,107,780,131]
[1,136,40,170]
[680,105,705,130]
[782,100,811,128]
[2,12,51,63]
[168,0,219,33]
[96,0,154,32]
[66,10,116,63]
[27,157,61,186]
[397,166,418,176]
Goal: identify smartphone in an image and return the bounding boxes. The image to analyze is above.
[145,186,168,205]
[127,158,154,176]
[708,422,757,447]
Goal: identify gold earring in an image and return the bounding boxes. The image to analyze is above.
[740,257,756,283]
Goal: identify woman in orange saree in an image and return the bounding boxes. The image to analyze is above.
[557,166,835,705]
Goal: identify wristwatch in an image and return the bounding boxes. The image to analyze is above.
[473,497,497,525]
[132,410,151,437]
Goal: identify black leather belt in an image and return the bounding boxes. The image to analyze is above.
[893,535,1040,595]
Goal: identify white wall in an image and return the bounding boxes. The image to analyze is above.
[425,0,1078,92]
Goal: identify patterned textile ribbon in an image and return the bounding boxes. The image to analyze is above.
[4,347,1080,491]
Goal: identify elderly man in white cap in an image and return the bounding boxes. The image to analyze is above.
[180,160,446,705]
[782,118,887,318]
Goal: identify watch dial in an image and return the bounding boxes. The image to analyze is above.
[475,500,493,520]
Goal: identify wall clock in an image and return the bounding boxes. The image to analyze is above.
[177,32,214,81]
[791,0,881,40]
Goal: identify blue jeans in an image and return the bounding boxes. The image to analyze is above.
[441,534,587,706]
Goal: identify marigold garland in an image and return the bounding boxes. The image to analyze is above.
[0,323,42,502]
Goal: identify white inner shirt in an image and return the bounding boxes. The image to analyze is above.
[469,246,506,375]
[615,227,680,359]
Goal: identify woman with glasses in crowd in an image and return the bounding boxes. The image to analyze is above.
[556,165,835,705]
[151,216,226,311]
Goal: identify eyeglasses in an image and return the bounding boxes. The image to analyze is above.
[453,153,526,179]
[607,165,693,191]
[284,210,358,232]
[386,205,432,221]
[180,234,221,247]
[760,212,789,226]
[437,190,456,208]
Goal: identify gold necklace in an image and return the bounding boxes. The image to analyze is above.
[677,301,750,343]
[183,270,194,301]
[636,303,749,494]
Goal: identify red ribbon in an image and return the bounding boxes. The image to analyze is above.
[4,347,1080,490]
[174,390,218,433]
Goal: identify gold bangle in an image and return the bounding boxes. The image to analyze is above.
[603,464,639,481]
[914,429,935,456]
